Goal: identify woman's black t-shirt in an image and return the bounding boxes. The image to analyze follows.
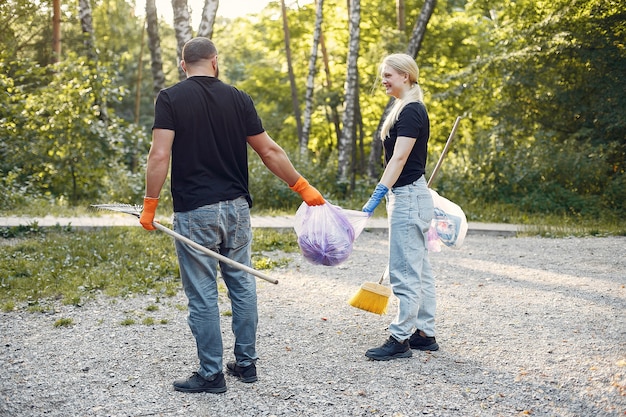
[383,101,430,188]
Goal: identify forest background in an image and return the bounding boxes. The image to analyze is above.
[1,0,624,229]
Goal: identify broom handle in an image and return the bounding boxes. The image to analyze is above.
[427,116,462,188]
[381,117,461,284]
[152,222,279,285]
[378,268,388,285]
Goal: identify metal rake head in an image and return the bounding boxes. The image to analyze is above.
[90,203,142,217]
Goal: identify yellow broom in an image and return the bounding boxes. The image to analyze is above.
[348,116,462,315]
[348,267,391,315]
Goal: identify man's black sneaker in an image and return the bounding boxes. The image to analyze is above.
[173,372,227,393]
[409,330,439,351]
[226,362,257,383]
[365,336,412,361]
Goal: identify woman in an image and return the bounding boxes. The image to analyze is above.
[362,53,439,361]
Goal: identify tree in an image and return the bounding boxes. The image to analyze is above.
[301,0,324,156]
[172,0,193,80]
[52,0,61,63]
[197,0,219,39]
[337,0,360,183]
[281,0,303,144]
[146,0,166,98]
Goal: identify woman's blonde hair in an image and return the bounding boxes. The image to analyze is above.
[379,54,424,140]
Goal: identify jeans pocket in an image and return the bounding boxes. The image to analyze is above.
[230,198,252,249]
[185,207,220,248]
[416,192,434,229]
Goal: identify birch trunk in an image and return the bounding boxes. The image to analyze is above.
[319,32,341,146]
[337,0,360,182]
[172,0,193,81]
[301,0,324,156]
[146,0,166,98]
[78,0,108,122]
[78,0,95,60]
[197,0,219,39]
[280,0,303,144]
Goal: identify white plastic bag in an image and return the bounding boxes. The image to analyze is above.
[294,202,369,266]
[428,189,468,249]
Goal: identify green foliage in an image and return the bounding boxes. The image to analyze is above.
[0,56,149,205]
[1,0,624,223]
[53,318,74,327]
[427,0,625,219]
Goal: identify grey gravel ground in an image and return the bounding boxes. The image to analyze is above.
[1,231,625,417]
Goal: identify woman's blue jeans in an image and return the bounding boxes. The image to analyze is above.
[173,197,258,380]
[386,176,436,340]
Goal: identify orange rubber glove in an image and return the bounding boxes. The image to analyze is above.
[139,197,159,231]
[289,176,325,206]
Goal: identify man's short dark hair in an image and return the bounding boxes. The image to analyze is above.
[182,37,218,64]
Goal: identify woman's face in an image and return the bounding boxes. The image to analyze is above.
[381,64,408,98]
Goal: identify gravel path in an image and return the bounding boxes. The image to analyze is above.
[1,231,625,417]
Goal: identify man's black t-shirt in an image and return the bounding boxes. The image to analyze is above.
[153,76,264,212]
[383,101,430,188]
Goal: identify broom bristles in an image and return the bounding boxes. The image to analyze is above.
[348,282,391,315]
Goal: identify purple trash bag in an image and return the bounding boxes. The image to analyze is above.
[294,202,368,266]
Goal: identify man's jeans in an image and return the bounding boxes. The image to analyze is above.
[386,176,436,340]
[173,197,258,380]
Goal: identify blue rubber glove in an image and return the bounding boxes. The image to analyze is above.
[362,183,389,214]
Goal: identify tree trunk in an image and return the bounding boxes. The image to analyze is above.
[406,0,436,58]
[367,0,436,178]
[135,19,146,126]
[280,0,303,144]
[319,32,341,146]
[52,0,61,63]
[79,0,108,122]
[78,0,96,60]
[337,0,360,183]
[197,0,219,39]
[146,0,166,98]
[301,0,324,156]
[172,0,193,81]
[396,0,405,31]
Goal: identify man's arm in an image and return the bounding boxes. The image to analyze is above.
[247,131,301,187]
[247,131,324,205]
[145,128,175,198]
[140,128,174,230]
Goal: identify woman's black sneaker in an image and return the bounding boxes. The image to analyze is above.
[226,362,257,383]
[365,336,412,361]
[173,372,227,393]
[409,330,439,351]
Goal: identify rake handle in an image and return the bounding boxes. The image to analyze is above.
[151,222,279,285]
[427,116,461,188]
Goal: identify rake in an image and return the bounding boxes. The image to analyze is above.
[91,203,278,284]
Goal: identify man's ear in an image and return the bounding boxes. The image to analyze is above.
[180,60,186,72]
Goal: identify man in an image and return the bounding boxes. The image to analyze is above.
[139,37,324,394]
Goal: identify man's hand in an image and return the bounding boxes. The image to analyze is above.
[289,176,325,206]
[139,197,159,231]
[362,183,389,214]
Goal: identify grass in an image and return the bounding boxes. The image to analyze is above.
[0,225,300,312]
[1,204,623,312]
